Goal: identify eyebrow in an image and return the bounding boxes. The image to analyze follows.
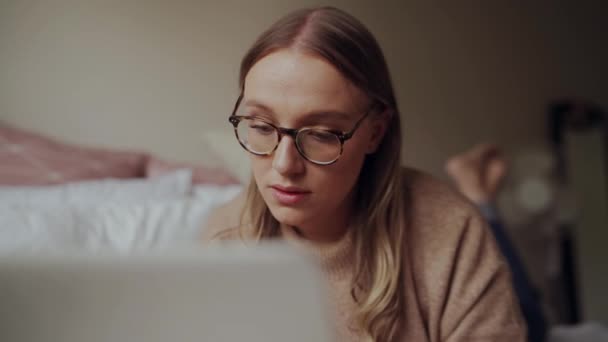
[242,99,354,122]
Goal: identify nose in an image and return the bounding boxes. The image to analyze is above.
[272,135,305,176]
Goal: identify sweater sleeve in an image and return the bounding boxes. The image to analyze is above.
[440,212,527,342]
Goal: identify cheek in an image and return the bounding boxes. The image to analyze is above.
[250,155,270,181]
[314,142,367,195]
[248,142,367,197]
[337,135,369,170]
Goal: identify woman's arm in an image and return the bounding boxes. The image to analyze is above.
[440,213,527,342]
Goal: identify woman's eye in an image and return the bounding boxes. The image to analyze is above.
[308,131,336,142]
[249,123,274,135]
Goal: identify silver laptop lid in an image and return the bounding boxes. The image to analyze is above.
[0,243,333,342]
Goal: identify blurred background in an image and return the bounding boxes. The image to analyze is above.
[0,0,606,334]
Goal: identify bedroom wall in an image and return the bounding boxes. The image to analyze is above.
[0,0,605,177]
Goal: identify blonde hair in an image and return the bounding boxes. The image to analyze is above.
[234,7,407,341]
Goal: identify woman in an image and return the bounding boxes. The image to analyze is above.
[204,6,525,342]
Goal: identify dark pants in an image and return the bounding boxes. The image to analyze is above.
[481,205,548,342]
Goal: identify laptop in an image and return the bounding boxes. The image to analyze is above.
[0,243,333,342]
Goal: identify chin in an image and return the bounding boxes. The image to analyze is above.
[267,204,312,228]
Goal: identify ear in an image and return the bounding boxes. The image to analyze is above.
[365,109,391,154]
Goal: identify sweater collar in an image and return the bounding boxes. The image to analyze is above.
[279,225,355,280]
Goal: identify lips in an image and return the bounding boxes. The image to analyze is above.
[270,185,311,205]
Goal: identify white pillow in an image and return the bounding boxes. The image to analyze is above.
[0,184,243,252]
[0,169,192,206]
[192,184,243,203]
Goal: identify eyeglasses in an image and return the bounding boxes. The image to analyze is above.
[228,94,374,165]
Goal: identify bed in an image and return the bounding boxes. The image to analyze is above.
[0,123,242,253]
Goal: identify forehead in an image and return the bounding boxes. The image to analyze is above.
[243,49,366,116]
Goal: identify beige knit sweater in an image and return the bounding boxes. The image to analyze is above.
[203,168,526,341]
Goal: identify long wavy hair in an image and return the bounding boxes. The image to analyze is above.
[235,7,407,342]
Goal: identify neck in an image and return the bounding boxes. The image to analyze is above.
[287,203,351,243]
[286,223,349,244]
